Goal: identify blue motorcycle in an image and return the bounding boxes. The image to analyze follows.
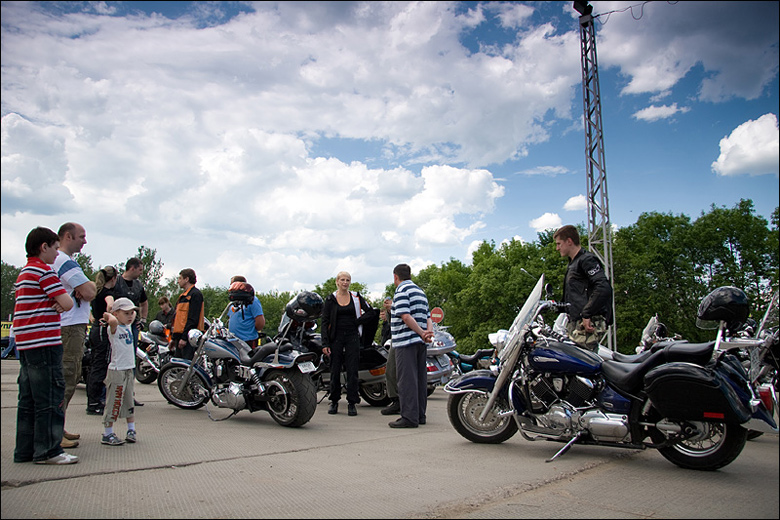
[444,274,777,470]
[157,292,321,427]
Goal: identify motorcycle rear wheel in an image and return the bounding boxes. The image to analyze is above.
[157,365,209,409]
[447,391,517,444]
[657,421,748,471]
[135,356,158,384]
[359,382,391,407]
[265,369,317,427]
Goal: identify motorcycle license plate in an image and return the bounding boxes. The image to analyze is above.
[298,361,316,374]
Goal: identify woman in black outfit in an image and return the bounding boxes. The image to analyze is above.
[86,265,118,415]
[321,271,377,416]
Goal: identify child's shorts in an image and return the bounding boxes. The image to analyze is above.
[103,368,135,426]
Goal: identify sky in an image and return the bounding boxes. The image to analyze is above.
[2,0,778,300]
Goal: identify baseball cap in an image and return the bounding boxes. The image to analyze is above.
[113,297,138,312]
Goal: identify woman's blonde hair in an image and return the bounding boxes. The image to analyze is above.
[336,271,351,281]
[95,265,117,293]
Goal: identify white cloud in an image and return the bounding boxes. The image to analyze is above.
[632,103,690,122]
[711,113,780,177]
[516,165,571,176]
[1,1,777,299]
[529,212,562,233]
[596,1,779,101]
[564,194,587,211]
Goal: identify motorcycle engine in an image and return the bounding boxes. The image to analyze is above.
[526,373,598,413]
[212,382,246,410]
[516,371,627,441]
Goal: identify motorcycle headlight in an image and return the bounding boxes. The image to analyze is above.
[188,329,203,347]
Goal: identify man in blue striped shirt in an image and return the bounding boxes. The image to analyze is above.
[388,264,433,428]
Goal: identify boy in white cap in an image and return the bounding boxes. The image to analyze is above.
[101,297,139,446]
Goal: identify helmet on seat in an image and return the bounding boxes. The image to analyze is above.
[286,291,324,322]
[148,320,166,336]
[696,286,750,333]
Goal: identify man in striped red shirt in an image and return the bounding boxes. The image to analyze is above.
[13,227,78,465]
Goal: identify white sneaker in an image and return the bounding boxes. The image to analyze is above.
[35,453,79,465]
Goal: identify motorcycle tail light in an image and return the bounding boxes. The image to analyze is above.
[369,366,386,376]
[758,384,774,413]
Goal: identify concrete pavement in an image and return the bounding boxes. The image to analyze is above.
[1,358,778,519]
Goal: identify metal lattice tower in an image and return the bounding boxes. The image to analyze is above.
[578,11,617,350]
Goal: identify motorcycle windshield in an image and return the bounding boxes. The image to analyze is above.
[497,275,545,361]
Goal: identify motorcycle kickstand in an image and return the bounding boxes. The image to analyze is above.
[546,432,585,463]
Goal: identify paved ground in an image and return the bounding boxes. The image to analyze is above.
[1,358,778,519]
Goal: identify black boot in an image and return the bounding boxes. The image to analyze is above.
[328,401,339,414]
[381,399,400,415]
[348,403,357,416]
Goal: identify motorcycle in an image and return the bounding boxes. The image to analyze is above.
[704,288,779,440]
[278,302,392,407]
[425,308,458,395]
[444,274,777,471]
[157,291,319,427]
[135,319,172,384]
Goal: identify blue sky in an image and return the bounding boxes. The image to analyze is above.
[1,1,778,299]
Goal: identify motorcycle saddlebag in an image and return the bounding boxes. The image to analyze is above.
[644,362,751,423]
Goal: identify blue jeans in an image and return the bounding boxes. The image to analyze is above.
[2,336,18,359]
[15,344,66,462]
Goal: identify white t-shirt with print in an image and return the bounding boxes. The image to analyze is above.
[108,323,136,370]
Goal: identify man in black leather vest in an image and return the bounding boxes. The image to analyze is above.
[553,225,613,351]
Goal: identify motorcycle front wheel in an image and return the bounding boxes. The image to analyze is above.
[447,391,517,444]
[359,382,391,407]
[135,356,158,384]
[157,364,209,409]
[657,421,748,471]
[265,369,317,427]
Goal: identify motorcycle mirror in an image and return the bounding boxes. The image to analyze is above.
[544,283,555,299]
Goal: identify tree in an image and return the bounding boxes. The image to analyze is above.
[690,199,777,305]
[612,212,701,346]
[1,260,21,321]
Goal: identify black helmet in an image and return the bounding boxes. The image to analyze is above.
[148,320,166,336]
[285,291,324,322]
[696,286,750,332]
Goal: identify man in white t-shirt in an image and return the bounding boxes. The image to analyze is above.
[52,223,96,447]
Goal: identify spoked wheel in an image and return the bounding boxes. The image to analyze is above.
[447,391,517,444]
[359,382,391,407]
[157,365,209,409]
[265,370,317,427]
[657,421,748,470]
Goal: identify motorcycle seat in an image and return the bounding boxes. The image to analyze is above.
[458,349,495,365]
[243,342,293,365]
[602,341,715,395]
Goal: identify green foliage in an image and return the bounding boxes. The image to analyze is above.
[1,261,21,321]
[258,290,297,337]
[74,253,95,281]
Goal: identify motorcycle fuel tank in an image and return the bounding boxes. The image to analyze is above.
[528,341,601,375]
[204,337,243,362]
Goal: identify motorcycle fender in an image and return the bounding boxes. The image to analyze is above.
[166,358,214,387]
[443,369,496,393]
[644,362,751,423]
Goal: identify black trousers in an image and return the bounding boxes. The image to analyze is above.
[328,332,360,404]
[87,325,110,410]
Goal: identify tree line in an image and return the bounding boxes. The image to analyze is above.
[2,199,777,354]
